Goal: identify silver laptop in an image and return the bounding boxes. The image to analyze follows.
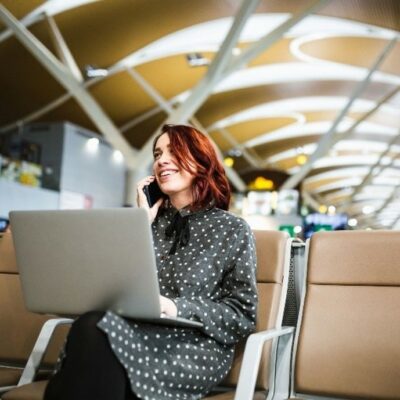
[9,208,202,328]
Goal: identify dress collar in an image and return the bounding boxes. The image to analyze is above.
[162,198,214,218]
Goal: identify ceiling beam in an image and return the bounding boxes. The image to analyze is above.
[127,67,173,114]
[225,0,329,74]
[132,0,261,170]
[337,128,400,212]
[281,35,399,190]
[0,3,137,167]
[133,0,329,172]
[0,0,329,139]
[164,0,261,125]
[43,12,83,82]
[375,187,400,218]
[0,0,99,43]
[219,128,265,169]
[353,167,400,228]
[391,214,400,230]
[330,85,400,147]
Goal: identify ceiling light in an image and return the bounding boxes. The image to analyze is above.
[348,218,358,227]
[85,65,109,78]
[232,47,241,56]
[319,205,327,214]
[296,154,308,165]
[113,150,124,163]
[224,157,234,168]
[362,205,375,215]
[227,148,242,157]
[186,53,210,67]
[86,137,99,153]
[327,205,336,215]
[294,225,302,234]
[249,177,274,190]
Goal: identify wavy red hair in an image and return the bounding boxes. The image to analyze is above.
[153,124,231,210]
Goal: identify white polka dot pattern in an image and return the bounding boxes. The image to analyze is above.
[97,206,258,400]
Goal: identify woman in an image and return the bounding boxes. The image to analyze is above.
[44,124,257,400]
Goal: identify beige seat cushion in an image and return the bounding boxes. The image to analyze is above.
[0,275,69,367]
[2,380,48,400]
[295,231,400,399]
[0,235,69,394]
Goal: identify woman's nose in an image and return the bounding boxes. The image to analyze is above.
[157,152,170,164]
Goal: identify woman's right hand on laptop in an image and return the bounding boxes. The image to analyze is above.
[136,175,164,223]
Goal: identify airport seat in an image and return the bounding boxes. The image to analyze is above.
[241,230,400,400]
[1,230,295,400]
[0,232,70,396]
[289,230,400,399]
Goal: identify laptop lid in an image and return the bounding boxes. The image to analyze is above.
[10,208,168,320]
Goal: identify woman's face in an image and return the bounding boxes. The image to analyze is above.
[153,133,196,206]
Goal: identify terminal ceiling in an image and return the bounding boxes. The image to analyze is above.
[0,0,399,229]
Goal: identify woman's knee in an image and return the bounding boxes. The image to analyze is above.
[69,311,105,339]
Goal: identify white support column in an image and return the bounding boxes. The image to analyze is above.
[132,0,261,170]
[133,0,330,173]
[167,0,261,125]
[44,12,83,82]
[281,35,399,190]
[0,4,137,168]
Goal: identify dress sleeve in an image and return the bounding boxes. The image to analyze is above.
[174,222,258,346]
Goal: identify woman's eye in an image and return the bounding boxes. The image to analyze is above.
[153,152,161,160]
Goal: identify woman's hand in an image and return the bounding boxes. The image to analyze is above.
[136,175,164,223]
[159,295,177,317]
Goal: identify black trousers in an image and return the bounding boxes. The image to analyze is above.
[44,311,139,400]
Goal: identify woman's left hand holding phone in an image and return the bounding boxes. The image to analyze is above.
[136,175,164,223]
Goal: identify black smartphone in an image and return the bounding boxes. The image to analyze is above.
[143,180,164,207]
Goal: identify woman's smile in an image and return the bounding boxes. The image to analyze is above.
[158,168,179,180]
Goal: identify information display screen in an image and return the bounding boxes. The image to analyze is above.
[304,213,347,239]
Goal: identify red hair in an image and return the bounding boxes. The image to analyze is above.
[153,124,231,210]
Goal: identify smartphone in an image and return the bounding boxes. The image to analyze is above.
[143,180,164,207]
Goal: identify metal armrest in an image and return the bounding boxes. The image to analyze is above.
[18,318,73,386]
[234,326,295,400]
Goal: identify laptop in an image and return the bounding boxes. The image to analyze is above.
[9,208,202,329]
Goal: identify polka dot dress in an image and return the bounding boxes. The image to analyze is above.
[97,205,258,400]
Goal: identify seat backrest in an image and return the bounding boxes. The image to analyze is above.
[222,230,290,391]
[0,232,68,368]
[293,231,400,399]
